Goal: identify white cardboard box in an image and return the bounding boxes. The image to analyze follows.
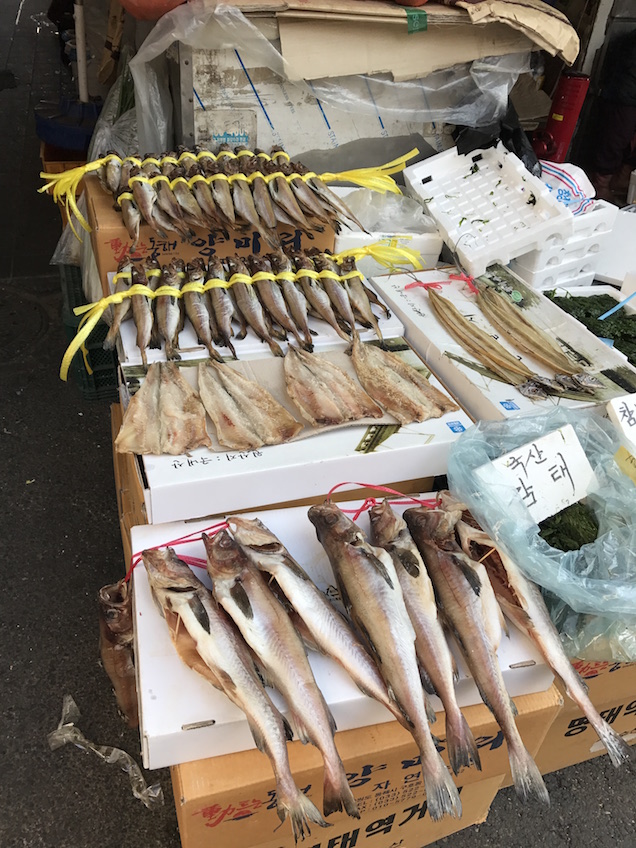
[131,497,555,770]
[118,339,473,524]
[367,265,636,422]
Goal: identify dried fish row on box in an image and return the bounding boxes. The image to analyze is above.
[93,144,369,248]
[142,548,329,842]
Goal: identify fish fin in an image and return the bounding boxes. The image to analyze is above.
[188,593,211,634]
[592,720,633,768]
[388,688,414,728]
[424,693,437,724]
[418,663,437,696]
[279,789,331,840]
[247,718,268,755]
[509,744,550,805]
[423,762,462,822]
[281,714,294,743]
[357,547,394,590]
[289,710,312,745]
[290,610,324,655]
[446,710,482,775]
[323,764,359,819]
[229,580,253,619]
[391,545,420,578]
[509,696,519,717]
[452,554,482,596]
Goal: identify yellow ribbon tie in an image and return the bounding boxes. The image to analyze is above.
[204,277,232,290]
[116,192,135,205]
[332,241,424,272]
[142,156,162,167]
[317,148,419,195]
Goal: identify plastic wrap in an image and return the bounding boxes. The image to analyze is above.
[48,695,164,809]
[130,0,531,156]
[340,189,437,234]
[446,407,636,659]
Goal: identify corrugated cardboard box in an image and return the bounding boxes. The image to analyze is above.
[171,684,562,848]
[85,174,334,296]
[533,660,636,776]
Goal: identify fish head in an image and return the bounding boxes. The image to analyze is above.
[98,580,132,635]
[307,502,362,546]
[187,257,206,278]
[267,251,292,274]
[226,255,249,277]
[117,256,133,274]
[340,256,356,274]
[203,529,250,583]
[207,257,226,280]
[368,499,405,547]
[142,547,201,594]
[246,255,267,275]
[288,250,313,270]
[403,507,456,543]
[227,516,286,558]
[436,490,468,519]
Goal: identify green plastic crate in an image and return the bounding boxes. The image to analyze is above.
[60,264,119,401]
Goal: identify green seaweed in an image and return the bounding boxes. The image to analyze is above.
[538,501,599,552]
[547,292,636,366]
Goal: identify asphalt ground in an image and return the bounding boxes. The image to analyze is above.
[0,3,633,847]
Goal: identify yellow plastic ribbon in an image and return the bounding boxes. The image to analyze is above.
[331,242,424,272]
[116,192,135,206]
[317,148,419,195]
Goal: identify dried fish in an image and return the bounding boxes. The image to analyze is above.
[339,257,383,339]
[198,361,302,450]
[291,251,350,341]
[268,251,314,352]
[131,260,160,367]
[284,347,383,427]
[103,258,133,351]
[226,256,284,357]
[247,255,304,346]
[350,336,458,424]
[206,257,237,359]
[98,579,138,727]
[184,259,223,362]
[311,253,358,337]
[156,260,185,361]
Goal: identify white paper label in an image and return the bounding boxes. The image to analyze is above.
[607,394,636,448]
[476,424,598,524]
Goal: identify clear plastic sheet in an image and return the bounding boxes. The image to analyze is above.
[48,695,164,810]
[340,189,437,234]
[129,0,531,156]
[446,407,636,659]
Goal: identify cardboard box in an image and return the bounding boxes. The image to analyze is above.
[170,683,562,848]
[130,500,555,770]
[116,339,472,525]
[368,265,636,422]
[533,660,636,776]
[85,174,335,296]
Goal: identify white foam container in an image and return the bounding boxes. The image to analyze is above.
[403,145,574,278]
[131,497,555,770]
[509,253,598,290]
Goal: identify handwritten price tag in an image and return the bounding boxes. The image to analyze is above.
[476,424,599,524]
[607,394,636,449]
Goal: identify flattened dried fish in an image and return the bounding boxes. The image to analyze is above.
[350,336,458,424]
[284,347,382,427]
[116,362,212,455]
[198,361,302,450]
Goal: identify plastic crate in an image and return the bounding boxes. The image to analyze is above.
[60,264,119,401]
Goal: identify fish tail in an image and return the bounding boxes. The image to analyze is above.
[446,709,481,775]
[323,764,359,819]
[509,743,550,805]
[103,328,117,350]
[423,761,462,821]
[592,718,632,768]
[267,338,285,357]
[279,789,331,842]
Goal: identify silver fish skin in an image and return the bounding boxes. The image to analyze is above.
[129,165,159,228]
[403,507,550,807]
[131,261,160,367]
[268,252,314,352]
[206,258,237,358]
[228,515,407,724]
[203,530,359,820]
[455,516,633,770]
[184,259,223,362]
[291,252,350,341]
[156,260,184,360]
[260,158,311,230]
[247,255,304,346]
[200,158,236,226]
[104,258,134,351]
[226,256,284,357]
[308,503,462,823]
[369,500,481,775]
[311,253,358,336]
[292,162,369,232]
[143,547,329,842]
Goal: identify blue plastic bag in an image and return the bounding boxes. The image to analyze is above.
[446,407,636,660]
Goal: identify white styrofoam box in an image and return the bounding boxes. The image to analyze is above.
[368,265,636,423]
[111,272,404,368]
[510,200,618,273]
[333,231,443,278]
[509,251,599,290]
[119,339,472,524]
[403,145,574,278]
[596,206,636,286]
[131,497,555,770]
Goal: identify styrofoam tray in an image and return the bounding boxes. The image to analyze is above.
[509,251,599,290]
[110,271,404,367]
[595,206,636,286]
[403,145,574,278]
[511,228,609,273]
[131,496,555,770]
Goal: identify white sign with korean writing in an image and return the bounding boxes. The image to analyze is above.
[476,424,599,524]
[607,394,636,450]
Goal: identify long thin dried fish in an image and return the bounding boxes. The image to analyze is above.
[291,252,350,341]
[475,284,579,376]
[269,251,314,352]
[184,259,223,362]
[350,336,458,424]
[226,256,284,357]
[198,361,302,450]
[427,288,536,385]
[284,347,382,427]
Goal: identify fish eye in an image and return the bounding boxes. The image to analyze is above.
[325,513,338,526]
